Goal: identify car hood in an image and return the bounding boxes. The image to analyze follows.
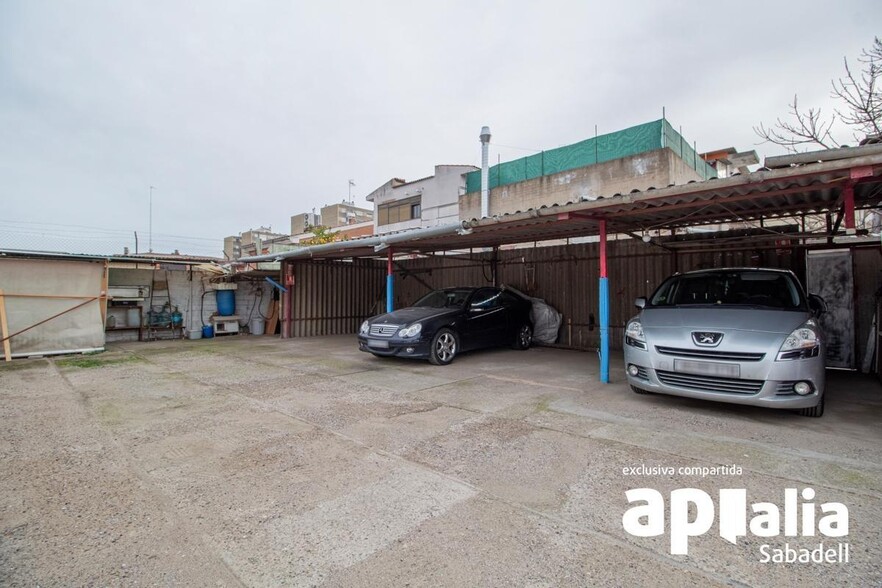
[640,307,809,334]
[371,307,459,325]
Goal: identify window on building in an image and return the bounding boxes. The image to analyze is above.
[378,196,422,226]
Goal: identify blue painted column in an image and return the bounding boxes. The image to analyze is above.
[386,247,394,313]
[599,220,609,383]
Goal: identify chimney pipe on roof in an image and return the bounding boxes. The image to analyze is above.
[480,126,491,218]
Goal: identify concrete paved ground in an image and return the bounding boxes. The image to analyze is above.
[1,335,881,587]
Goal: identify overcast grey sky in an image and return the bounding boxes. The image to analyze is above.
[1,1,879,256]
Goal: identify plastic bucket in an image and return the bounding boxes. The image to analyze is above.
[216,290,235,316]
[202,325,214,338]
[188,329,202,340]
[250,318,265,336]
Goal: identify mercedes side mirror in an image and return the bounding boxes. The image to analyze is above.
[634,297,646,309]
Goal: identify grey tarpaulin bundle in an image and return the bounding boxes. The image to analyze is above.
[503,285,562,345]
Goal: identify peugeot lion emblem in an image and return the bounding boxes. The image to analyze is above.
[693,331,723,347]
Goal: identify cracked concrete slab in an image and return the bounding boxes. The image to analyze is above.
[1,334,880,587]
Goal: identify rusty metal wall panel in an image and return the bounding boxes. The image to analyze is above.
[283,243,675,348]
[394,254,492,308]
[390,240,677,350]
[289,260,385,337]
[394,239,804,351]
[285,239,873,362]
[491,240,674,350]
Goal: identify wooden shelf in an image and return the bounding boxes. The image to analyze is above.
[106,305,143,341]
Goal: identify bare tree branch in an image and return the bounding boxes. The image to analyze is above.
[832,37,882,140]
[755,38,882,152]
[753,96,839,153]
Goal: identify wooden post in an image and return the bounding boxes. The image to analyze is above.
[282,262,294,339]
[0,289,11,362]
[843,181,856,231]
[99,260,110,327]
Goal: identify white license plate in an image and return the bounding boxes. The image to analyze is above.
[674,359,739,378]
[367,339,389,349]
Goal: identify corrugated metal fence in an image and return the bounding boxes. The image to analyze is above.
[392,240,805,350]
[289,259,385,337]
[285,239,880,360]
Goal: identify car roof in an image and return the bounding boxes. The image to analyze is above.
[677,267,796,277]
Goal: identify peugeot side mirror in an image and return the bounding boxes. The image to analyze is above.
[808,294,827,317]
[634,297,646,309]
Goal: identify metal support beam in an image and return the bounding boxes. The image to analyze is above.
[393,260,434,293]
[281,262,294,339]
[491,247,499,286]
[599,220,610,384]
[843,181,856,230]
[386,247,394,313]
[832,207,845,237]
[557,212,600,221]
[623,231,673,252]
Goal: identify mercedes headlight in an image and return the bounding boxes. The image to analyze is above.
[360,320,370,335]
[398,323,422,338]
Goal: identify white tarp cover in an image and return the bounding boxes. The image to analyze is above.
[503,285,562,344]
[530,297,563,344]
[0,258,105,357]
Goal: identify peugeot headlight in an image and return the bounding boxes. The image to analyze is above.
[360,320,370,335]
[777,320,821,360]
[625,320,647,350]
[398,323,422,338]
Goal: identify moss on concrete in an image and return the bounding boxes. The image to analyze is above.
[56,355,142,369]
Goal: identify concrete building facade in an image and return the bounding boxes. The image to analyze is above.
[459,119,718,220]
[224,226,287,260]
[290,211,322,235]
[320,203,373,229]
[367,165,477,234]
[460,148,707,220]
[223,235,241,261]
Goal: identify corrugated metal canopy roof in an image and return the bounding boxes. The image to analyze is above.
[240,150,882,263]
[0,249,221,265]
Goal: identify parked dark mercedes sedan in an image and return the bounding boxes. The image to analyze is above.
[358,287,533,365]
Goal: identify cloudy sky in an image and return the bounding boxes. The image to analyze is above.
[1,1,879,256]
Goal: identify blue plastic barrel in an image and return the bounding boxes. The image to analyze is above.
[202,325,214,338]
[216,290,235,316]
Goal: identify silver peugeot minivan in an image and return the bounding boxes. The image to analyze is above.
[624,268,827,417]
